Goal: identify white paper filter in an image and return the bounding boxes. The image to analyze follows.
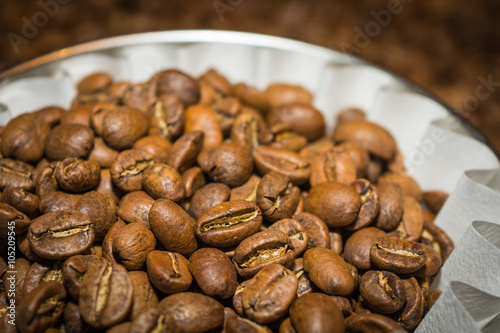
[0,32,499,332]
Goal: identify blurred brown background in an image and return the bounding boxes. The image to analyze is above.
[1,0,499,151]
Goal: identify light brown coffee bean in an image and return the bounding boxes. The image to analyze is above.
[289,293,345,333]
[44,123,95,161]
[112,222,156,270]
[142,163,185,202]
[128,271,159,320]
[167,131,204,173]
[117,191,154,227]
[293,212,331,249]
[147,250,192,294]
[373,181,404,231]
[310,147,357,186]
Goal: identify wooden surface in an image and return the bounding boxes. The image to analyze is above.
[0,0,499,151]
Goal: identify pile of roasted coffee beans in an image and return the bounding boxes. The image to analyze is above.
[0,68,454,333]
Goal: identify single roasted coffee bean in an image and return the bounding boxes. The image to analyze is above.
[333,120,396,160]
[1,186,40,219]
[412,244,442,277]
[231,112,261,151]
[232,82,269,111]
[256,171,300,222]
[149,199,198,257]
[39,191,81,214]
[142,163,185,202]
[345,313,406,333]
[157,292,224,332]
[182,166,206,198]
[293,212,331,249]
[328,296,352,318]
[90,102,118,136]
[253,146,311,185]
[77,72,112,94]
[33,106,64,128]
[423,219,455,262]
[189,248,237,300]
[151,69,201,106]
[230,174,261,203]
[303,247,355,297]
[309,147,357,186]
[398,277,425,331]
[233,230,296,279]
[102,106,149,151]
[62,254,108,300]
[44,123,95,161]
[167,131,204,173]
[329,228,343,254]
[196,200,262,248]
[343,227,386,270]
[0,202,31,235]
[346,179,380,231]
[0,158,35,191]
[79,261,133,328]
[265,83,312,107]
[17,281,66,333]
[359,270,407,314]
[1,113,50,164]
[184,105,223,154]
[394,196,424,242]
[373,181,404,231]
[370,238,427,274]
[241,264,297,324]
[128,271,159,320]
[268,219,308,256]
[304,181,361,227]
[122,82,157,113]
[147,250,192,294]
[22,260,63,296]
[133,135,172,164]
[110,149,154,192]
[76,191,117,241]
[117,191,155,227]
[203,142,254,187]
[102,220,126,263]
[337,141,370,178]
[267,104,325,142]
[35,162,59,198]
[148,93,185,141]
[289,293,345,333]
[112,222,156,270]
[232,280,249,316]
[28,210,95,260]
[188,182,230,219]
[426,289,442,311]
[55,157,101,192]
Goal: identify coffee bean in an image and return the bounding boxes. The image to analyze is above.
[44,124,95,161]
[0,158,35,191]
[231,112,261,150]
[310,147,357,186]
[62,254,108,300]
[102,220,126,263]
[373,181,404,231]
[293,212,331,249]
[268,219,308,256]
[225,315,273,333]
[398,277,425,331]
[212,96,242,134]
[189,248,237,300]
[102,106,149,151]
[167,131,204,173]
[379,172,423,203]
[336,107,366,126]
[182,166,206,198]
[359,270,407,314]
[112,222,156,270]
[289,293,345,333]
[117,191,154,227]
[303,247,355,297]
[265,84,313,108]
[55,158,101,193]
[151,69,200,106]
[142,163,185,202]
[110,149,154,192]
[242,264,298,324]
[28,211,95,260]
[196,200,262,248]
[17,281,66,333]
[128,271,159,320]
[147,250,192,294]
[88,137,119,168]
[253,146,311,185]
[256,171,300,222]
[184,105,223,153]
[346,179,380,231]
[133,135,172,164]
[230,174,261,203]
[370,238,427,274]
[1,186,40,219]
[23,260,63,296]
[233,230,296,279]
[203,142,254,187]
[0,202,31,235]
[345,313,405,333]
[148,94,185,141]
[76,191,117,241]
[123,82,157,113]
[79,262,133,328]
[39,191,81,214]
[77,72,112,94]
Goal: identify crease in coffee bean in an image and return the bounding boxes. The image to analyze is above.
[0,165,31,177]
[376,243,422,257]
[154,102,174,137]
[240,246,289,268]
[37,297,65,315]
[378,272,398,302]
[42,269,62,283]
[245,182,260,202]
[167,252,180,277]
[32,225,91,240]
[94,265,112,321]
[201,210,259,232]
[119,160,154,177]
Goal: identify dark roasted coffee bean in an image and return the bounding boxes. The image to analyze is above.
[35,162,59,198]
[112,222,156,270]
[256,171,300,222]
[23,260,63,296]
[371,238,427,274]
[110,149,154,192]
[55,157,101,192]
[289,293,345,333]
[359,270,407,314]
[17,281,66,333]
[117,191,154,227]
[203,142,254,187]
[189,248,237,300]
[151,69,201,106]
[398,277,425,331]
[147,250,192,294]
[0,158,35,191]
[253,146,310,186]
[142,163,185,202]
[1,186,40,219]
[242,264,297,324]
[157,292,224,332]
[305,181,361,228]
[268,219,308,256]
[64,300,90,333]
[28,210,95,260]
[196,200,262,248]
[62,254,108,300]
[102,106,149,151]
[303,247,355,297]
[226,315,272,333]
[233,230,296,279]
[343,227,386,270]
[0,202,31,235]
[293,212,330,249]
[79,262,133,328]
[44,123,95,161]
[149,199,198,257]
